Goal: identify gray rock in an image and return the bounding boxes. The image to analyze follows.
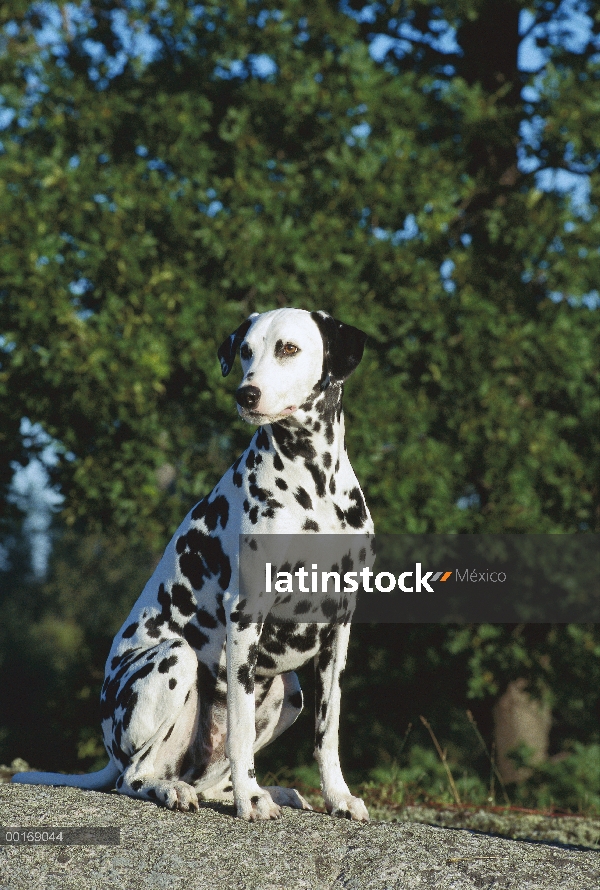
[0,785,598,890]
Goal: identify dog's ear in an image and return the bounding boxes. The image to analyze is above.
[217,314,258,377]
[311,311,368,384]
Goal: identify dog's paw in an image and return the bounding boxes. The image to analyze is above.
[237,788,282,821]
[263,785,313,810]
[160,781,200,812]
[328,795,369,822]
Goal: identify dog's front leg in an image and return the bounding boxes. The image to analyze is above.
[314,623,369,821]
[226,617,281,820]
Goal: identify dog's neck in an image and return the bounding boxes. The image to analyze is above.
[255,381,347,468]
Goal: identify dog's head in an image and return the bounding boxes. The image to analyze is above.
[217,308,367,425]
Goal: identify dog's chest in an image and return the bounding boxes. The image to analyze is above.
[225,437,370,535]
[255,621,326,676]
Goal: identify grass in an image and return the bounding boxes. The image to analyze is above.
[259,728,600,850]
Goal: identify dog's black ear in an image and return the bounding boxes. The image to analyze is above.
[217,315,257,377]
[311,311,368,383]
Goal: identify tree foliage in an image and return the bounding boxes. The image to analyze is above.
[0,0,597,544]
[0,1,598,800]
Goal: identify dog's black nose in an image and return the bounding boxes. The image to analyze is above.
[236,385,261,410]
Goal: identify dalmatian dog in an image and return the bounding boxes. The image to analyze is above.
[13,308,373,822]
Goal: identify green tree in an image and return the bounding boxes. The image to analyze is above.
[0,1,598,800]
[1,0,597,542]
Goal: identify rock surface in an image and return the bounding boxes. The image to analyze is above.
[1,784,599,890]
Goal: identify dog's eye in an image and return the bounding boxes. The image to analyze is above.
[240,343,252,360]
[282,343,299,356]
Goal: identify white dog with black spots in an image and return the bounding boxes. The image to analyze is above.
[14,308,373,822]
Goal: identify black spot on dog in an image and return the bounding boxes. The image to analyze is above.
[288,624,318,653]
[144,582,175,638]
[138,746,152,763]
[158,655,178,673]
[114,663,155,727]
[249,480,272,502]
[323,452,331,469]
[261,635,287,655]
[294,487,312,510]
[231,457,243,487]
[116,775,124,789]
[320,701,327,718]
[248,768,256,779]
[237,664,255,694]
[251,795,259,804]
[169,677,177,689]
[243,499,250,513]
[122,690,139,731]
[131,780,143,792]
[249,505,259,524]
[338,487,367,529]
[347,487,367,528]
[305,462,326,497]
[246,450,256,469]
[122,622,138,639]
[183,623,209,650]
[178,551,206,591]
[164,724,175,742]
[191,495,229,531]
[256,650,276,669]
[321,598,338,619]
[230,603,253,631]
[316,641,333,674]
[112,740,126,767]
[271,423,316,462]
[302,518,319,531]
[275,477,288,490]
[223,785,233,793]
[273,451,284,471]
[171,583,195,616]
[256,427,269,450]
[215,593,226,625]
[196,608,218,629]
[146,788,160,803]
[294,599,311,615]
[177,529,232,591]
[329,476,336,495]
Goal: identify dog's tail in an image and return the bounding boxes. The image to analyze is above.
[11,760,120,791]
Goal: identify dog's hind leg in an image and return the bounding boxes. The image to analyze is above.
[105,639,201,811]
